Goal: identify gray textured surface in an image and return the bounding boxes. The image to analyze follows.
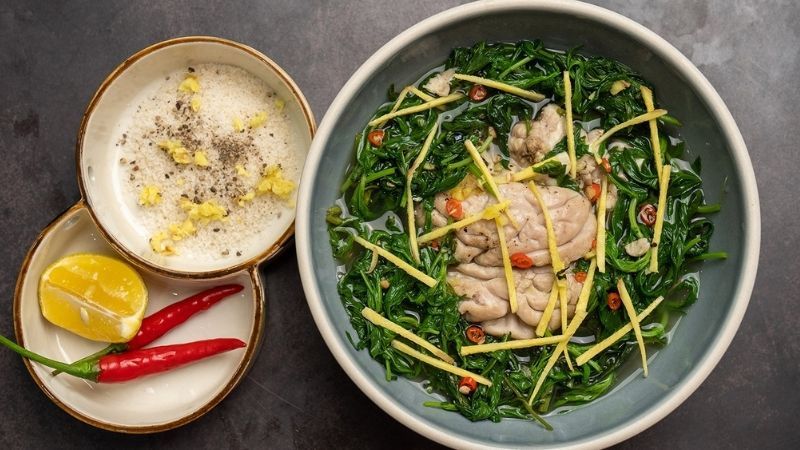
[0,1,796,449]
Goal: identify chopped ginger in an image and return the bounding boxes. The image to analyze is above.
[158,140,192,164]
[178,74,200,93]
[194,150,210,167]
[448,174,481,201]
[352,236,437,288]
[180,198,227,225]
[168,219,196,241]
[249,111,268,129]
[453,74,545,101]
[257,165,295,200]
[417,200,510,244]
[235,164,250,177]
[391,340,490,386]
[237,190,256,207]
[138,185,162,206]
[150,230,176,255]
[610,80,631,95]
[275,98,285,111]
[232,116,244,132]
[495,215,517,313]
[190,95,201,112]
[362,307,454,364]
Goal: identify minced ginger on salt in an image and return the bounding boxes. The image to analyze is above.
[118,63,299,259]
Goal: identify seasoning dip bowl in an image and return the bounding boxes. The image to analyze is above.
[14,205,265,432]
[77,36,315,278]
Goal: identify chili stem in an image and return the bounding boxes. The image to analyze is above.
[51,343,126,376]
[0,335,92,380]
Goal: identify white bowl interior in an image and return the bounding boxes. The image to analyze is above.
[17,206,261,429]
[79,39,312,274]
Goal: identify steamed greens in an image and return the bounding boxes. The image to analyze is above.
[327,40,724,426]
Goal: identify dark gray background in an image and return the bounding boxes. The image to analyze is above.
[0,1,797,448]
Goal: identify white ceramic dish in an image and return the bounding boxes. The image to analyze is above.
[14,204,265,433]
[77,36,315,278]
[296,0,760,448]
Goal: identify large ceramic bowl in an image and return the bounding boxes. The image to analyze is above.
[296,1,760,448]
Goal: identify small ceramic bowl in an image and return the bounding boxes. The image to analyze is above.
[14,204,264,433]
[296,1,760,448]
[77,36,315,279]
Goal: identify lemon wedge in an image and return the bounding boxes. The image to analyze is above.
[38,254,148,343]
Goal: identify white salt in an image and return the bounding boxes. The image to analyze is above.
[118,63,300,261]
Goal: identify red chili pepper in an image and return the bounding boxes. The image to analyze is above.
[458,376,478,395]
[51,285,243,376]
[601,158,612,173]
[591,238,597,249]
[607,292,622,310]
[445,198,464,220]
[468,84,488,102]
[0,335,246,383]
[638,204,657,227]
[510,252,534,269]
[128,284,243,350]
[367,129,385,147]
[574,271,587,283]
[465,325,486,344]
[96,339,246,383]
[585,183,601,203]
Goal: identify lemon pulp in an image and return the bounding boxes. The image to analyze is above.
[38,253,148,343]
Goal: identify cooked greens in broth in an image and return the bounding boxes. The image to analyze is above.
[326,40,725,428]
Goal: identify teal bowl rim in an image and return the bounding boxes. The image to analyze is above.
[296,0,760,448]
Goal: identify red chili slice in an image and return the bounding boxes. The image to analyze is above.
[607,292,622,310]
[601,158,612,173]
[468,84,488,102]
[638,204,657,226]
[574,271,587,283]
[465,325,486,344]
[585,183,601,203]
[458,376,478,395]
[367,129,385,147]
[445,198,464,220]
[510,252,534,269]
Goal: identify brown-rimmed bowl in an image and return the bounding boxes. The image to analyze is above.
[77,36,315,279]
[14,203,265,433]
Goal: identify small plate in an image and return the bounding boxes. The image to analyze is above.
[13,203,265,433]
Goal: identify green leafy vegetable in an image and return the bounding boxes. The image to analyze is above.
[328,40,724,428]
